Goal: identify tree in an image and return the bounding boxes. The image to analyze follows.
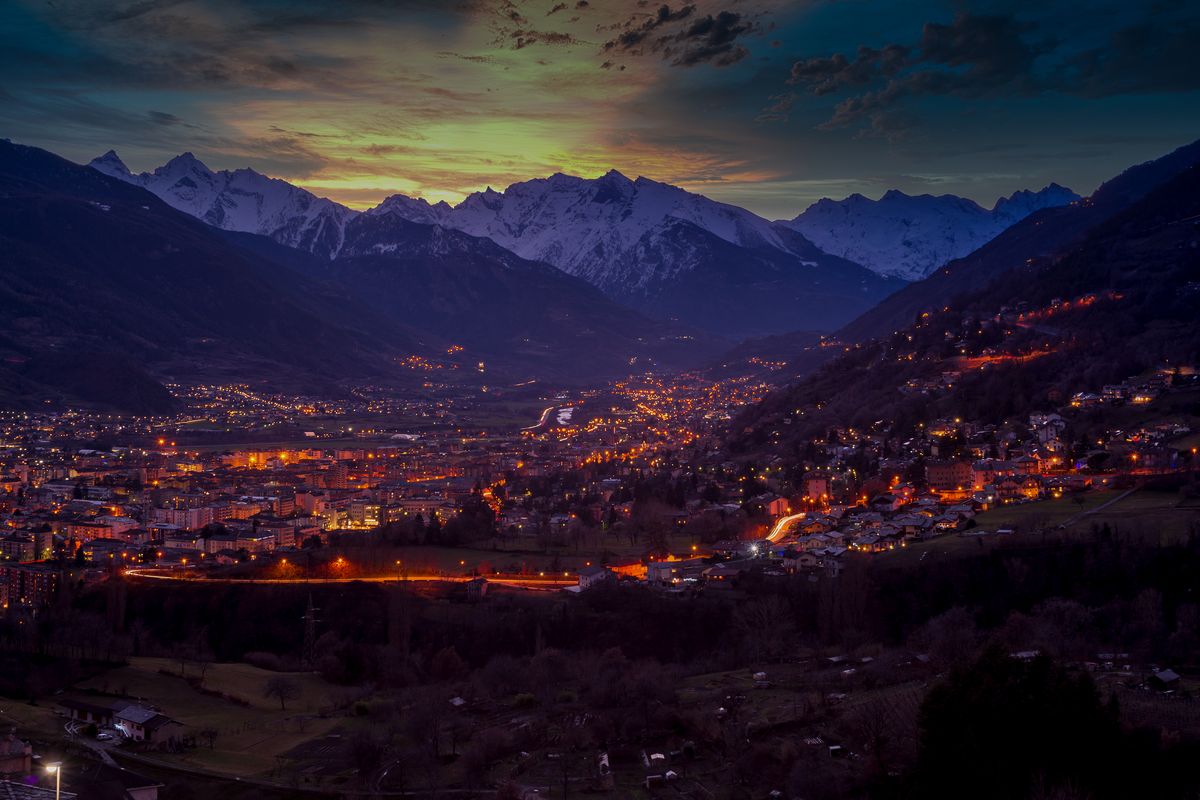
[914,649,1120,800]
[263,676,301,711]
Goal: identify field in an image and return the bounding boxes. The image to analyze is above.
[381,530,701,576]
[881,488,1199,565]
[75,657,362,780]
[972,489,1121,529]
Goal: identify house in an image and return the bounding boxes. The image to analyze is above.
[0,734,31,777]
[113,705,182,743]
[869,494,901,512]
[703,560,754,583]
[465,577,488,601]
[1149,668,1181,690]
[645,557,706,586]
[72,762,164,800]
[752,493,790,517]
[576,566,610,591]
[0,780,77,799]
[58,698,120,727]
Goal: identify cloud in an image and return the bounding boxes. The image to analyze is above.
[148,110,183,125]
[1067,15,1200,96]
[788,44,909,95]
[785,6,1200,133]
[668,11,752,66]
[602,4,756,67]
[603,4,695,52]
[510,29,578,48]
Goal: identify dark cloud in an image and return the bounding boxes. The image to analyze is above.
[148,109,182,125]
[604,4,695,52]
[1068,16,1200,96]
[788,44,909,95]
[547,2,567,15]
[789,11,1043,126]
[668,11,752,67]
[602,4,756,67]
[785,7,1200,133]
[437,51,495,63]
[510,29,577,48]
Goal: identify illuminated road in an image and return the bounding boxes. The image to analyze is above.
[766,512,806,543]
[124,566,575,590]
[521,405,556,432]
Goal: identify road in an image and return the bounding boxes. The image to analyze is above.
[521,405,557,432]
[124,566,575,590]
[766,512,806,543]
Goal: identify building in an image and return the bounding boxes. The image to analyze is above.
[0,564,60,608]
[150,506,214,531]
[577,565,610,591]
[0,734,31,777]
[114,705,182,744]
[58,698,118,727]
[72,763,163,800]
[0,779,77,799]
[925,460,973,493]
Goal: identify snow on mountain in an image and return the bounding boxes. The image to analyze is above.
[90,149,132,179]
[85,151,1079,336]
[783,185,1080,281]
[992,183,1079,223]
[88,150,356,257]
[369,169,797,292]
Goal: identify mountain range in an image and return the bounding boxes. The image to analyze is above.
[0,140,711,410]
[784,184,1080,281]
[4,135,1184,413]
[89,150,1073,338]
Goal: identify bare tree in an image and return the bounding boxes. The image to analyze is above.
[263,676,301,711]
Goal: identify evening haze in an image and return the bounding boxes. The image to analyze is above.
[4,0,1199,217]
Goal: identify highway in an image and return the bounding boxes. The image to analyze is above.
[521,405,557,432]
[766,512,806,543]
[124,566,575,590]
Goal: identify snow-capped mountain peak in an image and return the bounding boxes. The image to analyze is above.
[416,168,799,290]
[157,151,209,174]
[992,183,1079,221]
[89,150,357,257]
[89,149,132,179]
[784,184,1079,280]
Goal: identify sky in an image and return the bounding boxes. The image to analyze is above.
[2,0,1198,218]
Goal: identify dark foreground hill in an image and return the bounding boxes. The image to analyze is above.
[838,139,1200,344]
[730,159,1200,454]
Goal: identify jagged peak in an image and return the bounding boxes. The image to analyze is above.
[600,168,633,183]
[157,151,211,175]
[88,149,130,177]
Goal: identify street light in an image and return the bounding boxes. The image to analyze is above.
[45,761,62,800]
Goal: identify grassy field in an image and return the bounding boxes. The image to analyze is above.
[0,697,64,741]
[383,531,700,575]
[76,658,358,778]
[972,490,1120,530]
[880,488,1198,566]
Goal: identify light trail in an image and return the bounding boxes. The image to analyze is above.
[766,512,806,543]
[124,567,574,590]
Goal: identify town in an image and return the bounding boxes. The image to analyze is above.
[0,349,1198,798]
